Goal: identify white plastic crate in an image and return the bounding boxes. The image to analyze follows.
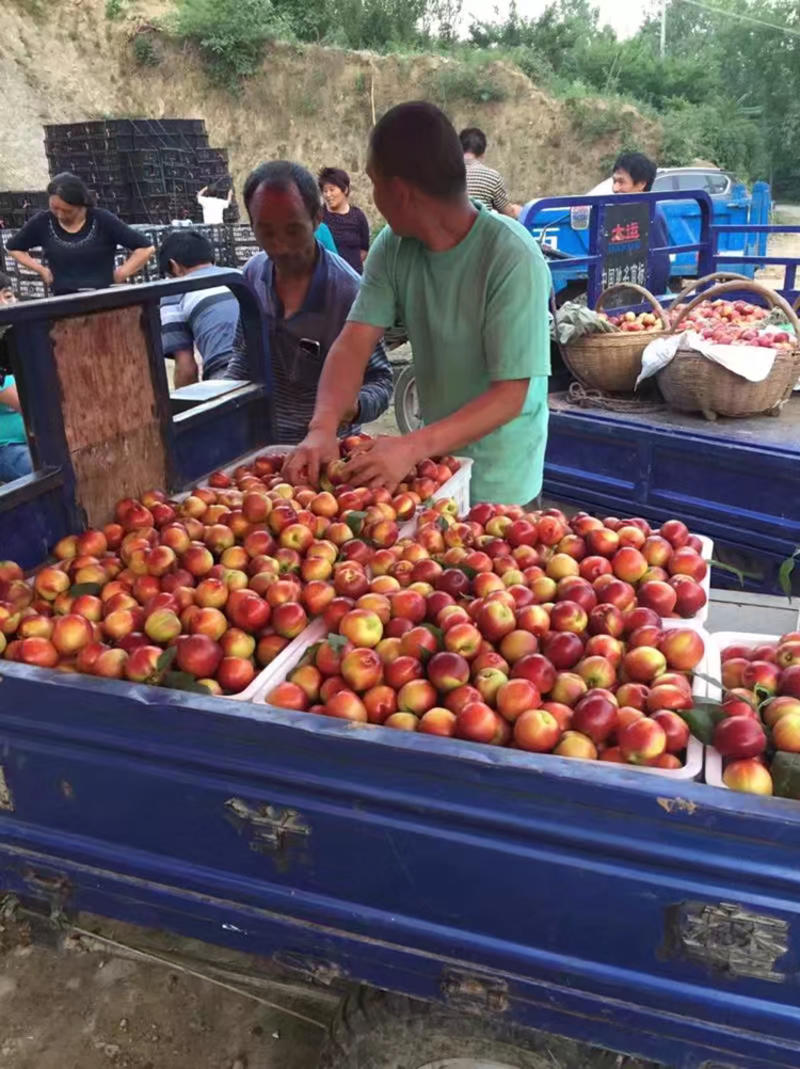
[432,457,473,515]
[703,631,778,791]
[241,616,707,780]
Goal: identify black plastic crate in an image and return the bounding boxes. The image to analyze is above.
[196,147,229,164]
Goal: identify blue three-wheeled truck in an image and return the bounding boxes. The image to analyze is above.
[0,194,799,1068]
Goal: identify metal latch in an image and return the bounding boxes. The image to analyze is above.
[224,797,311,854]
[441,967,509,1013]
[662,901,789,982]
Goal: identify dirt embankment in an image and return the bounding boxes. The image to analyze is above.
[0,0,660,215]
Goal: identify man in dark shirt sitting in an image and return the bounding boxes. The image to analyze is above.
[226,161,392,445]
[611,152,671,296]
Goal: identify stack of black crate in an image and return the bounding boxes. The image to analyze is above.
[0,191,48,231]
[42,118,238,226]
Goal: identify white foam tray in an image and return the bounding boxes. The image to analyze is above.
[240,616,707,780]
[703,631,779,790]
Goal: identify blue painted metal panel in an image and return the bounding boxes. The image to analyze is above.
[1,668,800,1065]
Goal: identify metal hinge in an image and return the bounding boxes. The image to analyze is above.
[441,967,509,1014]
[224,797,311,855]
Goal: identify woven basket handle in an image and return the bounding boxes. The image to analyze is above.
[671,271,752,310]
[793,293,800,313]
[670,279,800,337]
[595,283,670,331]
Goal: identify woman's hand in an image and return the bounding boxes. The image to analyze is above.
[39,266,53,288]
[112,266,129,285]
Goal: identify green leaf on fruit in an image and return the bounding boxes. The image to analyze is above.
[156,646,178,673]
[69,582,103,597]
[419,646,433,665]
[345,511,366,536]
[754,684,774,705]
[326,633,350,652]
[162,670,212,694]
[778,547,800,601]
[770,752,800,799]
[455,564,478,580]
[300,641,322,667]
[421,623,444,645]
[677,700,725,744]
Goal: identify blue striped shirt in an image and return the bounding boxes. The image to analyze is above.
[160,264,240,378]
[227,244,392,444]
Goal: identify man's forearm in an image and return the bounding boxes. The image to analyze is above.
[309,322,384,431]
[406,379,530,461]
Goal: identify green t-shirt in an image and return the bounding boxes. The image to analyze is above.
[348,203,551,504]
[0,376,25,447]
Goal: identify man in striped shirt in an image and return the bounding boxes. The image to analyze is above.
[159,230,240,386]
[460,127,521,219]
[225,161,392,445]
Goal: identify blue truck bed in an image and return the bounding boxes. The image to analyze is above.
[0,260,798,1069]
[545,393,800,593]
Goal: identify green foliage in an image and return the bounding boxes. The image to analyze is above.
[105,0,126,18]
[430,59,507,106]
[132,34,160,67]
[172,0,287,91]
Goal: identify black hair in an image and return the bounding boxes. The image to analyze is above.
[243,161,322,220]
[459,127,487,157]
[318,167,350,194]
[613,152,657,192]
[0,272,13,291]
[369,101,466,199]
[157,230,215,276]
[46,172,95,208]
[207,177,231,197]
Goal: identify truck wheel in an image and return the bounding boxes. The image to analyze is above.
[317,987,658,1069]
[394,365,423,434]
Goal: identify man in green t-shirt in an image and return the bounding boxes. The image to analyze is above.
[284,101,551,505]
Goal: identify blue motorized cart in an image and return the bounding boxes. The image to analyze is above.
[532,191,800,596]
[0,282,800,1068]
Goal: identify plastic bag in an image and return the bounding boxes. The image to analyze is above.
[554,301,616,344]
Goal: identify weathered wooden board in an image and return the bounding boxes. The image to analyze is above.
[50,307,167,526]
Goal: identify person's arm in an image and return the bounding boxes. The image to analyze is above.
[358,209,370,261]
[0,381,21,411]
[113,245,154,283]
[227,188,233,205]
[491,174,521,219]
[343,381,530,490]
[6,215,52,286]
[350,338,393,425]
[101,212,155,283]
[282,321,385,485]
[197,187,208,202]
[172,349,199,388]
[7,250,52,288]
[224,316,250,380]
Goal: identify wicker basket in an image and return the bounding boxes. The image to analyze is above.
[657,280,800,419]
[562,283,669,394]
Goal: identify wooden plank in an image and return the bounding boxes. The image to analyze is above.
[49,307,168,526]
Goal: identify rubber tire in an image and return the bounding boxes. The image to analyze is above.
[317,986,659,1069]
[394,364,423,434]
